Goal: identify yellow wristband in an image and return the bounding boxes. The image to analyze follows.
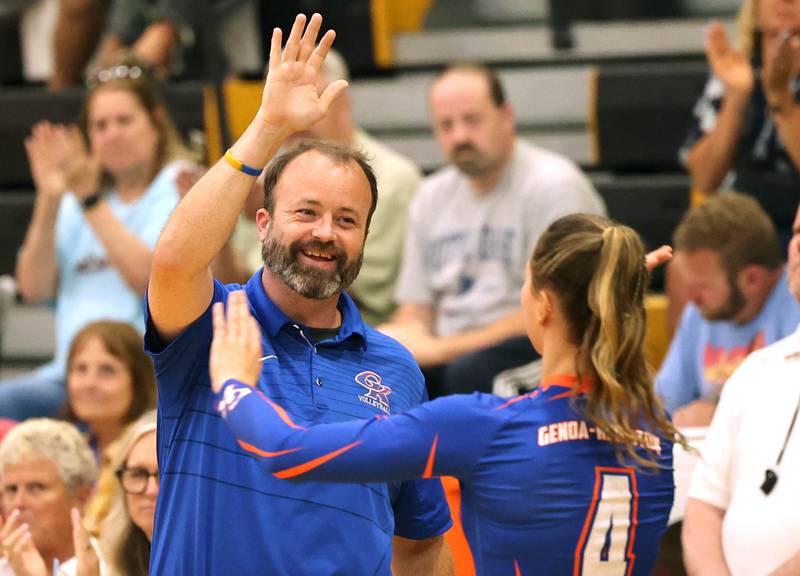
[224,150,264,176]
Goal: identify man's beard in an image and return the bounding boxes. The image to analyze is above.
[449,143,492,177]
[701,279,747,322]
[261,230,363,300]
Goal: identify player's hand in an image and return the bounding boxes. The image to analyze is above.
[645,245,672,272]
[762,31,800,112]
[705,21,754,99]
[256,13,348,135]
[0,510,48,576]
[71,508,100,576]
[210,290,263,393]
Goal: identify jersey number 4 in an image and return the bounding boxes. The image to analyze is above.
[574,467,638,576]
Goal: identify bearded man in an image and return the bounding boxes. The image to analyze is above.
[145,14,452,575]
[656,191,800,426]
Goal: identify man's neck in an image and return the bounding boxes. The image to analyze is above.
[261,268,342,328]
[734,265,784,324]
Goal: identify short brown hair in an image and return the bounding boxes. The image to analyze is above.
[262,140,379,230]
[673,192,783,278]
[66,321,157,424]
[435,64,507,108]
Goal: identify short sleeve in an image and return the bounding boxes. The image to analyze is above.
[656,305,702,413]
[392,478,453,539]
[144,280,227,412]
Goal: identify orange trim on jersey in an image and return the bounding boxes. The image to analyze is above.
[273,440,362,479]
[423,434,439,478]
[514,558,522,575]
[256,390,305,430]
[495,392,534,411]
[238,439,303,458]
[541,374,593,396]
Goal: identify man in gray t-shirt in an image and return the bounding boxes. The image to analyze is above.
[380,64,605,397]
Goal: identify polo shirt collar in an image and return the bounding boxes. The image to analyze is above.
[244,270,367,345]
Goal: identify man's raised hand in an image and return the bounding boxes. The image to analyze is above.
[258,13,348,135]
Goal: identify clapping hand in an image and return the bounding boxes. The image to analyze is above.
[24,122,101,204]
[257,13,348,136]
[209,291,264,393]
[71,508,100,576]
[763,31,800,111]
[0,509,47,576]
[24,122,75,202]
[705,21,754,98]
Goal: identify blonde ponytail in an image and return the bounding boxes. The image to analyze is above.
[531,214,686,467]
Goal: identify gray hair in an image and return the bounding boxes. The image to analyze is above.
[0,418,97,495]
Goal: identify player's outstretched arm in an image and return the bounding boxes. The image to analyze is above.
[210,292,494,483]
[149,13,348,341]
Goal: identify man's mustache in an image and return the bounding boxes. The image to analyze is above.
[452,143,477,155]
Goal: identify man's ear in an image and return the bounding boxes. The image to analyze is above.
[736,264,769,299]
[255,209,271,242]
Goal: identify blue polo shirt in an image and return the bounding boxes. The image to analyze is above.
[144,272,452,575]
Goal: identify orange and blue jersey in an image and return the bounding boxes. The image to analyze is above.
[144,273,451,575]
[216,374,675,576]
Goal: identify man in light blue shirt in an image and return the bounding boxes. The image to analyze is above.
[656,192,800,426]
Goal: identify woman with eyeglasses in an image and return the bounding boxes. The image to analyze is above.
[92,410,158,576]
[0,52,198,421]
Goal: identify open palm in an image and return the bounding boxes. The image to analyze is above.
[705,21,754,96]
[259,13,348,134]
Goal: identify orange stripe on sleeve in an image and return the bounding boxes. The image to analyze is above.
[514,558,522,576]
[273,441,363,479]
[238,439,303,458]
[256,390,305,430]
[423,434,439,478]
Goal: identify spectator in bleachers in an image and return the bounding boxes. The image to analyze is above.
[95,410,157,576]
[681,0,800,244]
[380,63,606,397]
[0,55,194,421]
[214,49,422,326]
[0,418,101,575]
[64,321,156,458]
[656,192,800,426]
[51,0,201,89]
[681,201,800,576]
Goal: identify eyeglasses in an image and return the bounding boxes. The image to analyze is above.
[116,466,159,495]
[86,65,144,89]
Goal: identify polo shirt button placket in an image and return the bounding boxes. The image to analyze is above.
[315,377,323,387]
